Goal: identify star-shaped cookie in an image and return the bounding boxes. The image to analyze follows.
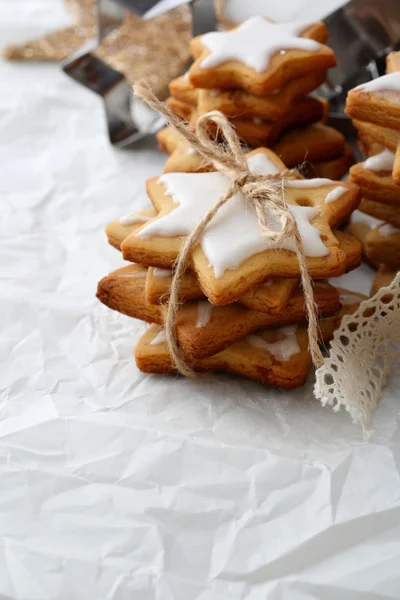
[134,288,365,388]
[346,61,400,185]
[188,16,336,95]
[97,266,340,359]
[120,147,360,305]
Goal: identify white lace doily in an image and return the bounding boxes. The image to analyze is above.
[315,272,400,433]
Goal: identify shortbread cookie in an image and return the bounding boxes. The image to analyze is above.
[172,281,339,359]
[156,126,182,154]
[97,265,339,358]
[347,209,384,244]
[349,149,400,205]
[272,123,345,167]
[346,73,400,131]
[370,264,398,296]
[163,141,211,174]
[190,96,325,148]
[354,119,400,153]
[146,265,298,312]
[168,73,198,106]
[134,288,364,387]
[302,144,354,180]
[196,70,327,120]
[386,51,400,75]
[121,148,360,305]
[106,207,157,251]
[165,96,195,121]
[347,209,384,268]
[163,131,352,178]
[134,320,328,389]
[145,230,361,309]
[163,97,325,172]
[335,287,368,317]
[364,224,400,267]
[188,17,336,96]
[358,197,400,228]
[97,264,162,324]
[393,144,400,186]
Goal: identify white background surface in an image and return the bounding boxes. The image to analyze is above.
[1,1,400,599]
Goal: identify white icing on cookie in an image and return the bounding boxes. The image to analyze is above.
[325,186,348,203]
[355,73,400,94]
[119,213,151,226]
[363,149,395,172]
[153,267,172,277]
[340,293,361,306]
[246,152,280,175]
[285,178,335,188]
[137,153,329,277]
[150,330,167,345]
[199,17,320,72]
[196,301,213,328]
[246,325,299,361]
[378,223,399,237]
[350,210,384,229]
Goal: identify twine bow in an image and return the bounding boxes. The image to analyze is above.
[134,80,323,376]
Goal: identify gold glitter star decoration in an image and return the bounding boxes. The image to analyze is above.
[2,0,98,61]
[2,0,192,98]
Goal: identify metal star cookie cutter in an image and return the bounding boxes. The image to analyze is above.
[63,0,217,148]
[321,0,400,141]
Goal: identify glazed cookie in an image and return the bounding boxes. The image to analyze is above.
[272,123,346,168]
[166,97,325,170]
[358,197,400,228]
[172,282,340,361]
[165,96,195,121]
[302,144,354,180]
[156,126,182,154]
[386,51,400,75]
[370,264,399,296]
[349,149,400,205]
[190,96,325,148]
[99,269,339,359]
[346,73,400,131]
[394,145,400,186]
[97,264,162,325]
[188,17,336,95]
[121,148,360,305]
[144,231,361,309]
[106,207,157,251]
[347,209,385,244]
[354,119,400,153]
[146,265,299,312]
[196,70,327,120]
[335,287,368,318]
[364,224,400,267]
[135,287,366,386]
[134,320,330,389]
[168,73,198,106]
[163,141,210,174]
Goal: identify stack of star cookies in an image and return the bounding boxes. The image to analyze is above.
[346,51,400,294]
[158,17,353,179]
[98,146,365,389]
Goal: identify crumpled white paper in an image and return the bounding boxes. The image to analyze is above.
[1,1,400,599]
